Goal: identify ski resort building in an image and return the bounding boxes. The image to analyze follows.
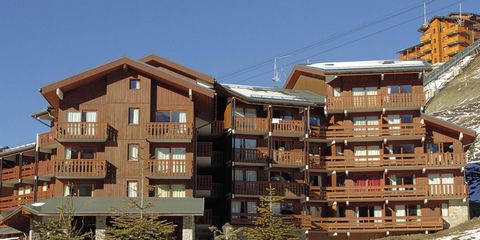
[0,57,477,240]
[398,12,480,64]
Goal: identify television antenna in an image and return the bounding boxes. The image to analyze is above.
[457,1,465,26]
[272,55,290,87]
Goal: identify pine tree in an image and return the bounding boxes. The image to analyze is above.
[105,198,176,240]
[243,185,299,240]
[34,196,93,240]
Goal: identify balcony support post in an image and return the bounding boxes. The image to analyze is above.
[18,153,23,180]
[33,149,40,202]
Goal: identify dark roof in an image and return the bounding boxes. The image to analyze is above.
[17,197,204,217]
[219,83,325,107]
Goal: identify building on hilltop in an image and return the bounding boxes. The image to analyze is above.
[398,12,480,64]
[0,57,477,240]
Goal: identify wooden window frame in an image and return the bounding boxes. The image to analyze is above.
[128,144,139,161]
[129,78,140,90]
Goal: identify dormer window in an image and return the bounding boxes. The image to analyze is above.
[129,79,140,90]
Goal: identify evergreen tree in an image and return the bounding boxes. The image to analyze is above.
[243,185,299,240]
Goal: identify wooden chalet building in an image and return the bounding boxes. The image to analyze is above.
[0,57,477,240]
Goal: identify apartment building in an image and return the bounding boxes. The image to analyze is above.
[0,55,219,240]
[0,56,477,240]
[399,12,480,64]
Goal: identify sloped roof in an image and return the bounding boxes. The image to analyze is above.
[219,83,325,106]
[40,56,214,108]
[0,143,35,158]
[305,60,430,74]
[422,114,477,144]
[139,54,215,84]
[1,197,204,223]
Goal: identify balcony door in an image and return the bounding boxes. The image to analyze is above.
[66,111,96,136]
[352,87,377,108]
[354,146,380,162]
[428,173,454,195]
[155,147,186,174]
[82,111,97,136]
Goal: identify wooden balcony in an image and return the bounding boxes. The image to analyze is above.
[326,93,425,112]
[272,120,304,137]
[38,130,57,149]
[234,117,268,135]
[233,148,268,166]
[196,175,220,198]
[56,122,108,142]
[0,190,54,210]
[197,142,212,157]
[1,161,53,185]
[428,183,467,199]
[294,215,443,233]
[308,152,465,171]
[426,152,466,168]
[145,122,193,142]
[234,181,305,198]
[313,122,425,141]
[272,150,305,167]
[53,159,107,179]
[211,121,224,136]
[145,159,193,179]
[322,185,428,201]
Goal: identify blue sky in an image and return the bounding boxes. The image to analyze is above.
[1,0,479,147]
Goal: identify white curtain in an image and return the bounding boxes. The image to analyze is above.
[395,205,406,222]
[129,145,139,161]
[333,88,341,97]
[374,206,382,223]
[156,148,170,172]
[441,203,449,217]
[442,173,454,195]
[246,171,257,181]
[232,201,241,213]
[234,170,244,181]
[367,146,380,161]
[157,185,170,198]
[67,112,81,135]
[172,148,186,173]
[129,108,139,124]
[366,87,377,96]
[128,182,138,197]
[85,112,97,135]
[172,184,186,197]
[354,146,367,161]
[65,148,73,160]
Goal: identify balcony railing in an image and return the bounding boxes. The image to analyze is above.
[272,120,304,136]
[313,122,425,140]
[234,148,268,165]
[326,93,425,111]
[197,142,212,157]
[234,117,268,134]
[53,159,107,179]
[38,130,57,148]
[272,150,305,167]
[294,215,444,232]
[429,183,467,198]
[56,122,108,142]
[308,152,465,170]
[145,122,193,142]
[1,161,53,182]
[197,175,212,190]
[323,185,428,200]
[0,190,54,210]
[145,159,193,179]
[234,181,305,198]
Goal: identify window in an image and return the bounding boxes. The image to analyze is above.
[64,184,93,197]
[234,138,257,149]
[333,87,341,97]
[152,184,185,198]
[65,147,96,159]
[41,182,48,192]
[129,79,140,90]
[388,85,412,94]
[234,107,256,118]
[270,171,292,182]
[273,141,293,151]
[400,114,413,123]
[127,181,138,197]
[128,108,140,125]
[234,169,244,181]
[156,185,170,198]
[441,203,449,217]
[245,170,257,181]
[155,111,187,123]
[128,144,139,161]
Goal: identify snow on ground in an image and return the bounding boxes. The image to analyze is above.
[435,228,480,240]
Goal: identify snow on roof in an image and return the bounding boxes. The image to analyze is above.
[0,142,36,156]
[221,84,325,106]
[306,60,430,73]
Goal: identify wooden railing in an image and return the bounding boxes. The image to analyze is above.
[293,215,443,232]
[234,181,305,198]
[211,121,224,136]
[38,130,56,147]
[1,160,57,181]
[234,117,268,133]
[144,159,193,178]
[326,93,425,111]
[308,152,465,170]
[313,122,425,139]
[272,120,304,134]
[234,148,268,164]
[426,152,466,167]
[272,150,305,167]
[197,142,212,157]
[428,183,467,198]
[145,122,193,140]
[322,185,428,200]
[56,122,108,141]
[54,159,107,178]
[197,175,213,190]
[0,190,54,210]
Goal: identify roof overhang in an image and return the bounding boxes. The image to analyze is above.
[422,114,477,145]
[40,57,214,109]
